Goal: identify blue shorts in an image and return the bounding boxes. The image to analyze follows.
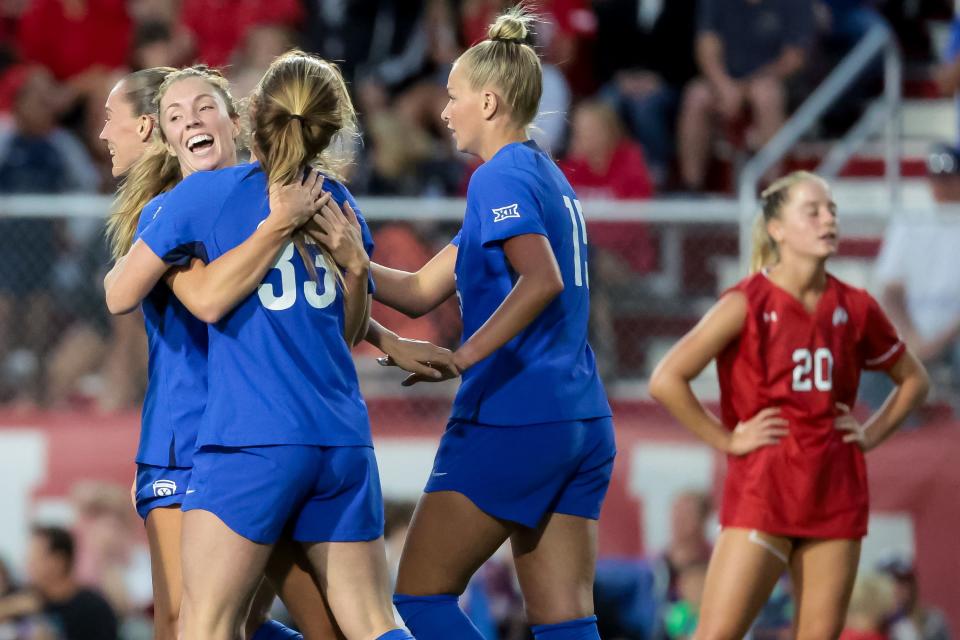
[424,417,616,529]
[135,464,192,520]
[182,444,384,544]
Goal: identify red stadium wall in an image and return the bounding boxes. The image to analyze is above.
[0,401,957,630]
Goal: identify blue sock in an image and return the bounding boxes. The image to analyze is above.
[251,620,302,640]
[393,593,484,639]
[375,630,415,640]
[531,616,600,640]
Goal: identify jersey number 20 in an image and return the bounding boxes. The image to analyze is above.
[792,347,834,392]
[258,242,336,311]
[562,196,589,288]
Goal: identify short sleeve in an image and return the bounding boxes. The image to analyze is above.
[469,166,547,247]
[859,295,906,371]
[331,181,376,294]
[354,208,376,295]
[450,229,462,247]
[139,171,230,265]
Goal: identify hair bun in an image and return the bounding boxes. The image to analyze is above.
[488,7,532,43]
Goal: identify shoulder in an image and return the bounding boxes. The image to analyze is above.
[829,274,881,319]
[468,154,542,198]
[475,144,542,181]
[320,175,357,205]
[165,164,251,212]
[724,272,769,300]
[135,192,168,235]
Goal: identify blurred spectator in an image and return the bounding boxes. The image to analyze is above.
[461,0,597,95]
[870,145,960,410]
[70,483,139,618]
[817,0,887,51]
[560,100,656,379]
[840,572,897,640]
[595,0,698,186]
[0,526,118,640]
[561,100,655,200]
[179,0,303,68]
[15,0,131,101]
[677,0,814,193]
[129,20,192,71]
[880,557,951,640]
[0,65,99,405]
[662,562,707,640]
[654,490,713,603]
[228,24,295,99]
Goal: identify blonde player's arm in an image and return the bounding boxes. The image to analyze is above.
[836,350,929,452]
[370,244,458,318]
[649,291,789,455]
[163,175,328,323]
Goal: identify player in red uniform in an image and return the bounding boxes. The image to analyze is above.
[649,171,930,639]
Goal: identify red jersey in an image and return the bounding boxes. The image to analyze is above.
[716,271,905,538]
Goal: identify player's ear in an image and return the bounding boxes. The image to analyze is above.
[767,217,784,244]
[481,89,499,121]
[137,115,154,142]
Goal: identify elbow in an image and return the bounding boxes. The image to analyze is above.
[192,303,225,324]
[105,289,137,316]
[648,363,674,405]
[540,272,564,306]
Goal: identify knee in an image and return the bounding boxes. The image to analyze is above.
[524,588,594,626]
[152,600,181,639]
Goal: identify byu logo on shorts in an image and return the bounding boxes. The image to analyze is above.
[153,479,177,497]
[492,203,521,223]
[833,307,849,326]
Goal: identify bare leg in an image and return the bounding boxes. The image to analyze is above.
[302,537,396,640]
[144,507,183,640]
[264,537,345,639]
[511,513,597,625]
[790,538,861,640]
[179,509,274,640]
[395,491,513,596]
[692,528,792,640]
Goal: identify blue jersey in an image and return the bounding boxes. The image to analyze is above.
[451,140,611,425]
[140,163,375,448]
[134,192,208,467]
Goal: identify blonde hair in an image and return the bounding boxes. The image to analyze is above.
[107,66,238,260]
[749,171,826,274]
[458,6,543,129]
[251,50,358,287]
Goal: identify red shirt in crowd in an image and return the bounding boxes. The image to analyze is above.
[560,140,656,273]
[16,0,131,80]
[180,0,303,67]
